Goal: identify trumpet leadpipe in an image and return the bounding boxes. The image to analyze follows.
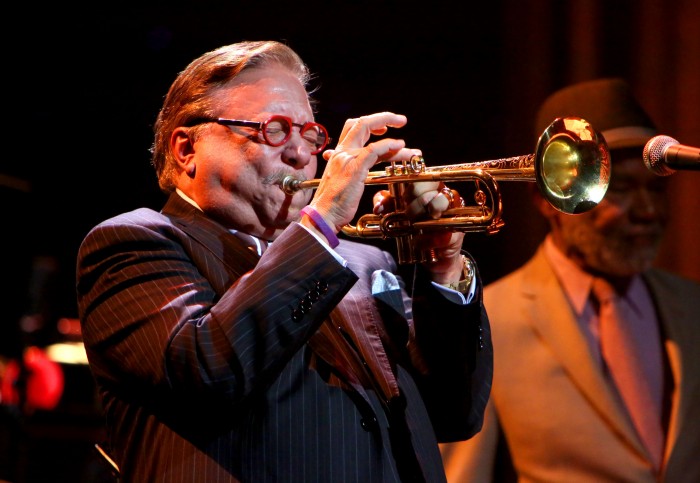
[283,116,610,216]
[280,154,537,195]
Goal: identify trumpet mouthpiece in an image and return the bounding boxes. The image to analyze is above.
[281,175,302,195]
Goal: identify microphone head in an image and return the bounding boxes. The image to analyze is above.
[643,135,679,176]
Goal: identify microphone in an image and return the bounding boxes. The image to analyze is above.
[643,135,700,176]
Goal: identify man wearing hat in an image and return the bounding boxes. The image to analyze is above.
[440,78,700,482]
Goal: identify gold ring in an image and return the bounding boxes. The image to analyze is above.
[441,187,455,206]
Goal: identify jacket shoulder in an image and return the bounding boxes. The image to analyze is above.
[646,268,700,291]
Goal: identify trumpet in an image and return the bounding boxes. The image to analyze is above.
[282,117,611,264]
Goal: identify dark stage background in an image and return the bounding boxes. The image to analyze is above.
[2,1,699,481]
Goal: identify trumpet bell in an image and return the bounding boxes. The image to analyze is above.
[536,117,610,214]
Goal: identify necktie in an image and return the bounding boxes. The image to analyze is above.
[591,278,664,470]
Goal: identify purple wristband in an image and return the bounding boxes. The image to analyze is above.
[300,206,339,248]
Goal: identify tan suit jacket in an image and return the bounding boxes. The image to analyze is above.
[441,244,700,483]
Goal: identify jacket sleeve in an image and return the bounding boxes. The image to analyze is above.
[77,214,357,412]
[408,250,494,442]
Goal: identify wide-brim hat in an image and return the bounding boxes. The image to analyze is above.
[535,78,657,150]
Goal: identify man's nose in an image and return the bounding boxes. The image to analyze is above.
[281,132,313,167]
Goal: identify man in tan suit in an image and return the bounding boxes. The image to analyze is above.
[440,78,700,482]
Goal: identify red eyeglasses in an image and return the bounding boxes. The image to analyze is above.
[189,115,330,154]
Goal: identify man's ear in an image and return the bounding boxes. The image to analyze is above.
[171,127,196,176]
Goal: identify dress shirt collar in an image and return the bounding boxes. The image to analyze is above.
[542,235,648,316]
[175,188,202,211]
[543,235,594,317]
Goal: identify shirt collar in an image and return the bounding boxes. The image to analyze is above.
[543,235,646,316]
[175,188,203,211]
[543,235,594,317]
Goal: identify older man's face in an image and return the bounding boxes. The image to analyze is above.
[554,147,669,277]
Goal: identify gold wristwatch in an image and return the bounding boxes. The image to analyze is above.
[441,255,475,293]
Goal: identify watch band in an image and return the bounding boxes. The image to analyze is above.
[441,255,475,293]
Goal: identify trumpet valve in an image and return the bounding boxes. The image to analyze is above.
[408,155,426,173]
[385,156,426,176]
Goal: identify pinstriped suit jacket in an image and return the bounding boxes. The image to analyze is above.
[77,193,492,482]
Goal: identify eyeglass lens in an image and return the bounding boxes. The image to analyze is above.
[264,117,328,153]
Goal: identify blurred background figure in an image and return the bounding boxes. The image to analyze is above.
[440,78,700,483]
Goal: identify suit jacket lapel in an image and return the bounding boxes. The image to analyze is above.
[162,193,260,291]
[307,320,374,398]
[523,246,642,448]
[644,270,692,462]
[308,261,404,404]
[333,245,408,402]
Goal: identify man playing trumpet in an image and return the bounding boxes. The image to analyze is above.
[76,40,492,482]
